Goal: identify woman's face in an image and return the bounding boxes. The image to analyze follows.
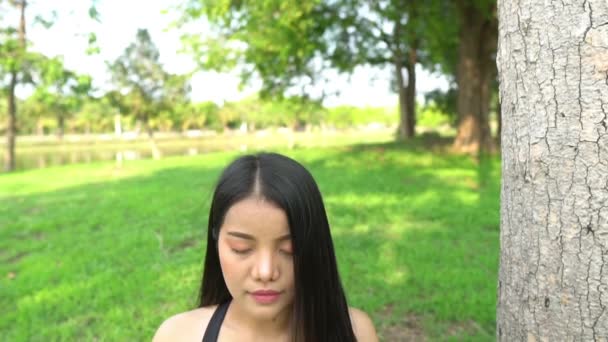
[217,196,295,320]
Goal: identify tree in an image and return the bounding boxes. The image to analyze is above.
[0,0,27,172]
[71,97,113,134]
[176,101,217,131]
[497,0,608,339]
[31,57,92,139]
[20,91,52,134]
[320,0,426,139]
[108,29,191,158]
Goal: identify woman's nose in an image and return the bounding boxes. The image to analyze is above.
[252,250,279,282]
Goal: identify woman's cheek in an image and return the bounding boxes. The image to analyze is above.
[219,249,245,293]
[219,244,247,272]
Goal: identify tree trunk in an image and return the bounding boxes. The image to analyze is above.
[56,115,65,140]
[405,42,417,138]
[452,1,497,154]
[5,72,17,172]
[143,118,161,160]
[36,118,44,136]
[497,0,608,340]
[4,0,26,172]
[393,19,415,140]
[479,23,496,154]
[114,114,122,136]
[394,54,409,140]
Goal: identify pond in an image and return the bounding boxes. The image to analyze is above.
[1,130,394,171]
[10,143,219,171]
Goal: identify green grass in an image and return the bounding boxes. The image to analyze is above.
[0,139,500,341]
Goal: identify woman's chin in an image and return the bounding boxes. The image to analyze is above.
[241,297,291,318]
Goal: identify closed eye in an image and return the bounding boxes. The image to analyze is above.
[279,248,293,256]
[280,242,293,256]
[231,248,252,255]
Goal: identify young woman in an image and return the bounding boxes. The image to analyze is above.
[153,152,378,341]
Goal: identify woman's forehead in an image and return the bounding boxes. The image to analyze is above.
[222,197,290,238]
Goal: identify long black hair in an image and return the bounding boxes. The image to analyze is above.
[197,152,356,342]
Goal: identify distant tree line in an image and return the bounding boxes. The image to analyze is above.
[3,93,452,135]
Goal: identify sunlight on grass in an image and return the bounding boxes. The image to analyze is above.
[18,275,97,311]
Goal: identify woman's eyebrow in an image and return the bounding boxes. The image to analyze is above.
[226,231,255,240]
[226,231,291,241]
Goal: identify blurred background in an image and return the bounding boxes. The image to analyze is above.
[1,0,500,340]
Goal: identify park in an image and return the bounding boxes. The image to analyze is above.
[1,0,606,341]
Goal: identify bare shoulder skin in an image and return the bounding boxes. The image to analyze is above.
[153,305,378,341]
[152,306,217,342]
[349,307,379,342]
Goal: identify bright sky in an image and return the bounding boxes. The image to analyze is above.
[23,0,449,107]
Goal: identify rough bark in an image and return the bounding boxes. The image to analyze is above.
[4,0,26,172]
[452,1,497,154]
[497,0,608,340]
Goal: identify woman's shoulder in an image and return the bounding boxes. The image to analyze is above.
[349,307,379,342]
[152,305,218,342]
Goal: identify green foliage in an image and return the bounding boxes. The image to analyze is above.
[268,96,324,128]
[108,29,191,124]
[72,98,115,133]
[0,1,52,88]
[28,57,93,133]
[418,0,460,76]
[172,101,218,131]
[178,0,331,97]
[85,32,101,55]
[176,0,461,112]
[0,142,500,340]
[195,96,326,132]
[88,2,101,22]
[19,96,49,133]
[424,87,458,123]
[417,102,452,128]
[10,91,404,135]
[324,105,396,128]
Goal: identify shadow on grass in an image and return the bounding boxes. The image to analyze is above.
[0,139,501,341]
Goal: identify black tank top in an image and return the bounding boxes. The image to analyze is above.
[201,301,231,342]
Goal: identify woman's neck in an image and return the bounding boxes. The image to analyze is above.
[223,302,293,340]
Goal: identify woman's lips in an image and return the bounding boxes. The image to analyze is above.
[250,290,282,304]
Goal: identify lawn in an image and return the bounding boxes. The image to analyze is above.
[0,139,501,341]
